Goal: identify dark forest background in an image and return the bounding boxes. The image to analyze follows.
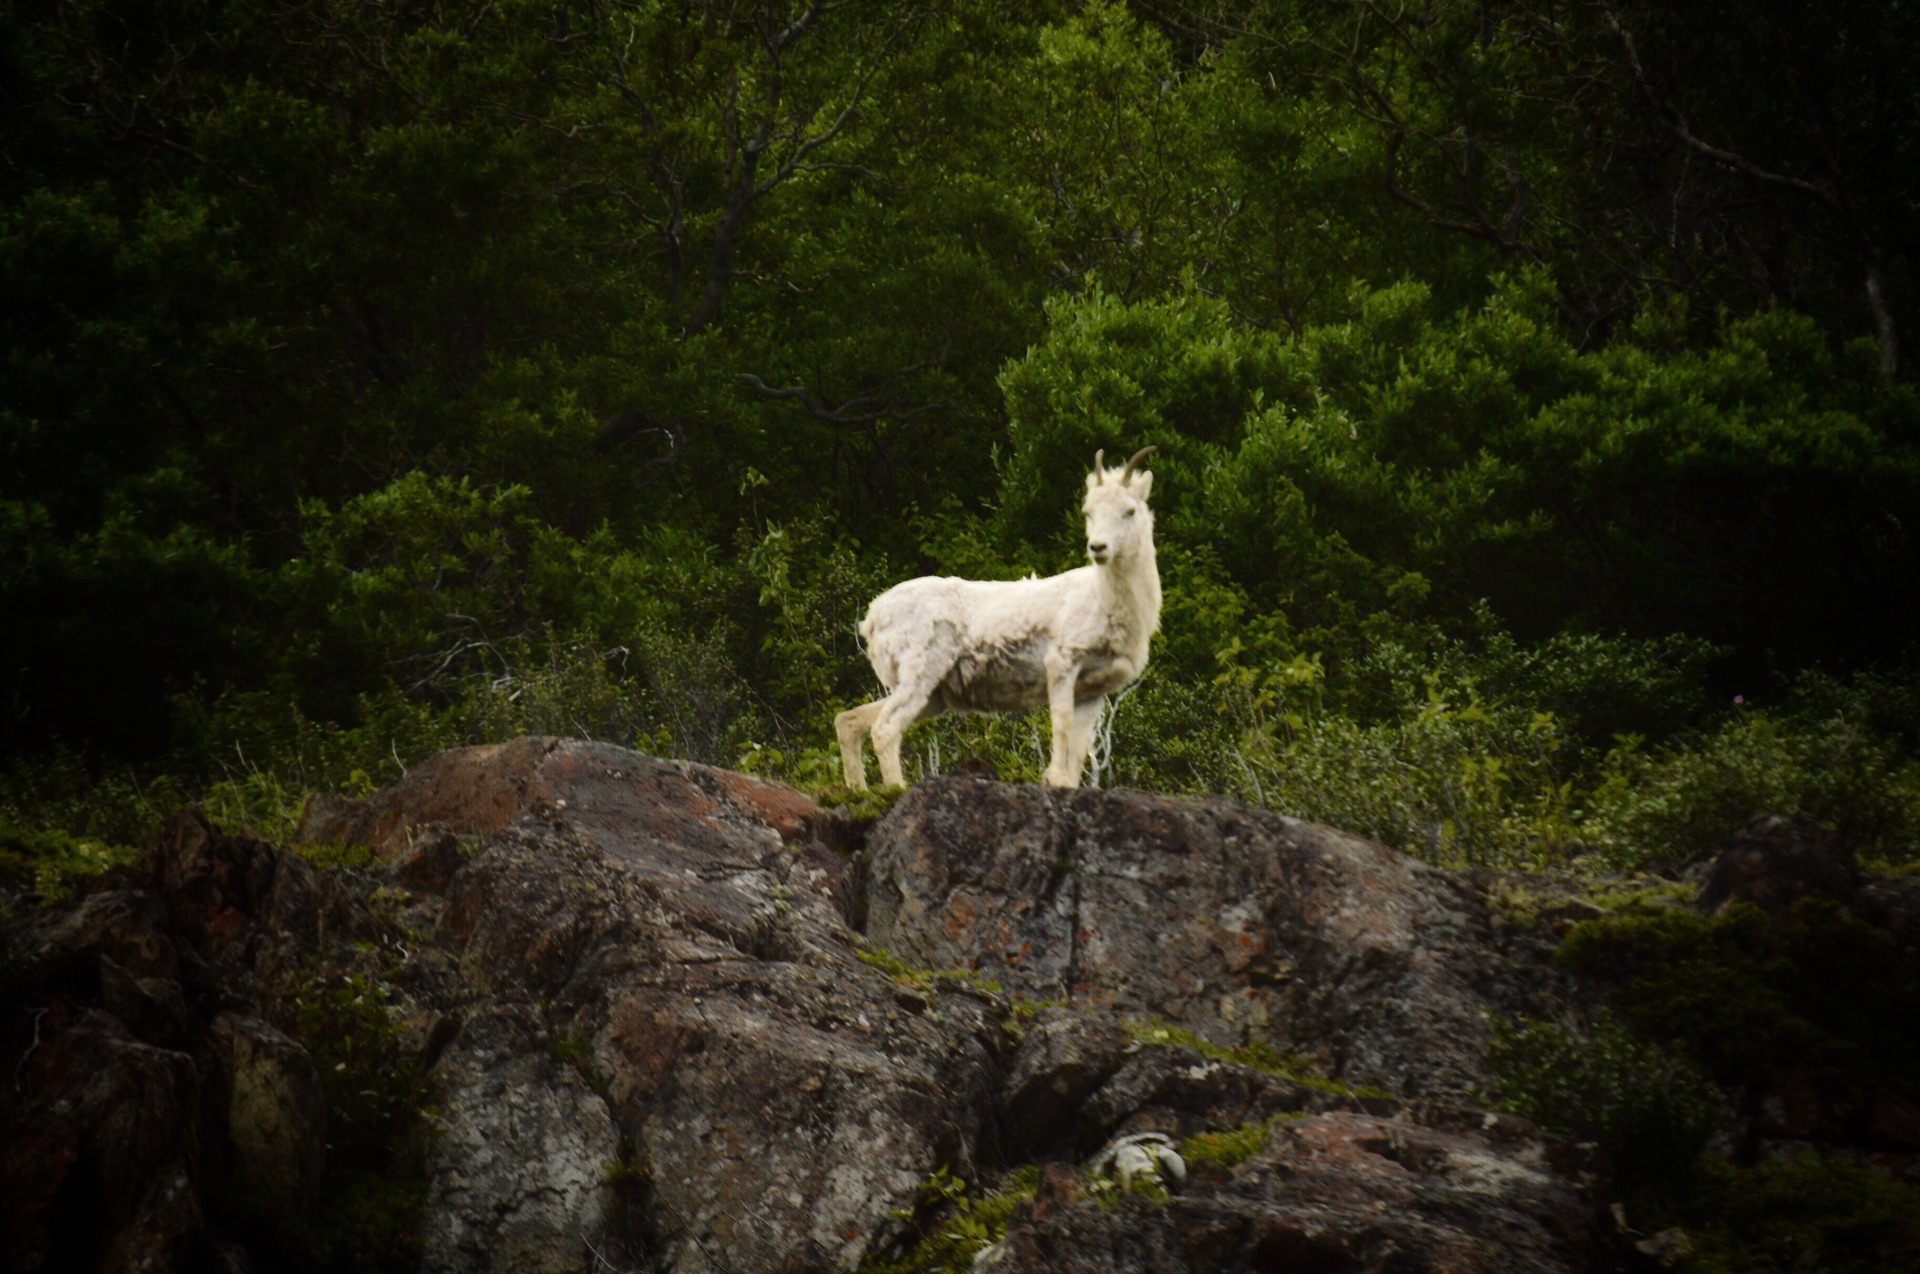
[5,0,1919,862]
[6,2,1920,1268]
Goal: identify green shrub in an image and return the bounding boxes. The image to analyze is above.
[0,824,134,900]
[1583,694,1920,872]
[0,749,176,860]
[862,1165,1040,1274]
[1488,1009,1721,1187]
[1215,634,1580,868]
[284,968,430,1166]
[1557,899,1920,1096]
[1658,1152,1920,1274]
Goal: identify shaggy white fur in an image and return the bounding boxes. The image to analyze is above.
[836,447,1161,788]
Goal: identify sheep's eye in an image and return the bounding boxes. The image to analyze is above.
[1124,508,1136,517]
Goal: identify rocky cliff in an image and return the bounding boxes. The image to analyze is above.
[4,738,1914,1273]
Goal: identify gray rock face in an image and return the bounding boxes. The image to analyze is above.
[315,738,1007,1271]
[419,1003,620,1274]
[862,773,1524,1099]
[207,1013,327,1215]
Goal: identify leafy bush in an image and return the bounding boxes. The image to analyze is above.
[1659,1152,1920,1274]
[1557,899,1920,1097]
[1488,1009,1721,1187]
[0,824,133,901]
[1583,685,1920,871]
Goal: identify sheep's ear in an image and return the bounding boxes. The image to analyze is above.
[1130,470,1153,500]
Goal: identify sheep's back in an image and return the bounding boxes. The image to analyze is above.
[861,573,1080,692]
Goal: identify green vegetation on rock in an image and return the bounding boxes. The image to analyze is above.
[862,1165,1040,1274]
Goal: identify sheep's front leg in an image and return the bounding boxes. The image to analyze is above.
[1064,694,1106,787]
[1043,655,1082,787]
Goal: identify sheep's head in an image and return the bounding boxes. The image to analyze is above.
[1083,446,1156,566]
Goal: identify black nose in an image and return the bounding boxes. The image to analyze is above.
[1088,541,1108,554]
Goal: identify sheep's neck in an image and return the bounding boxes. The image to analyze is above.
[1095,536,1161,648]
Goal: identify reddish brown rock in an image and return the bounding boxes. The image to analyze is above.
[1761,1066,1920,1153]
[296,739,1005,1271]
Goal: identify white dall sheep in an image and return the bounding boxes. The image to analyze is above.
[836,446,1161,789]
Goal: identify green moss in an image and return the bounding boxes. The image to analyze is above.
[1001,995,1069,1036]
[601,1155,648,1186]
[853,939,1002,996]
[1486,882,1541,931]
[1178,1115,1302,1175]
[295,839,383,871]
[547,1027,594,1073]
[1124,1020,1393,1099]
[817,784,907,822]
[1582,880,1695,913]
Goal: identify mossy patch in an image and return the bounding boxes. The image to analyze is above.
[1178,1114,1305,1175]
[817,783,907,823]
[294,839,383,871]
[853,939,1002,996]
[547,1026,594,1074]
[1125,1020,1393,1099]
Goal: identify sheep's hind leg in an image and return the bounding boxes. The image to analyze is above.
[835,700,885,789]
[870,682,936,788]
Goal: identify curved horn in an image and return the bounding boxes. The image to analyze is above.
[1092,449,1106,484]
[1121,445,1158,483]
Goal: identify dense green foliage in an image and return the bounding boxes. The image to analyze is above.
[5,0,1918,882]
[1489,1008,1722,1187]
[1558,898,1920,1097]
[1492,896,1920,1271]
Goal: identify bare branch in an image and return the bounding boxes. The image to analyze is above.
[1599,4,1831,208]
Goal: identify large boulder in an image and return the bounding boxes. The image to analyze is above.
[861,773,1533,1099]
[310,738,1005,1271]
